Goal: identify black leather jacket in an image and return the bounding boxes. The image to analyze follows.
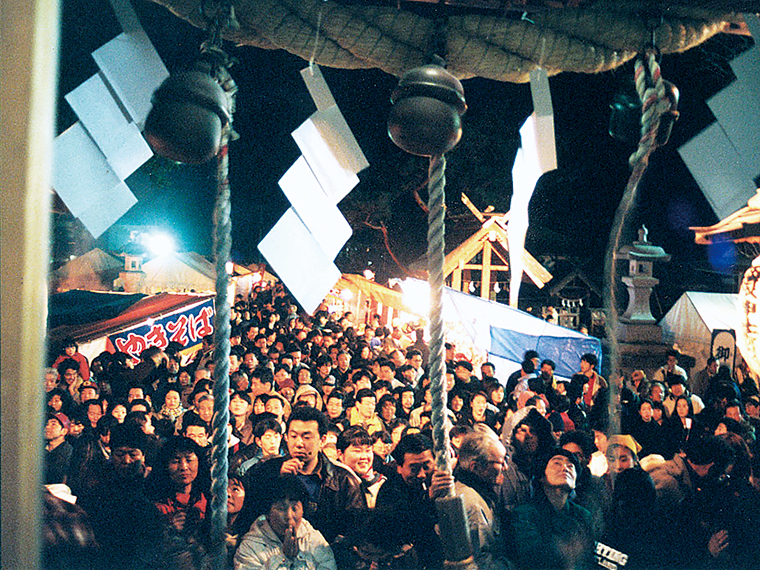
[246,452,365,543]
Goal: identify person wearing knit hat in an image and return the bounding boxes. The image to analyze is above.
[605,435,642,489]
[607,434,642,456]
[295,384,323,411]
[277,377,296,403]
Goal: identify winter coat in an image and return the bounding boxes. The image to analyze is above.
[233,515,336,570]
[246,453,365,543]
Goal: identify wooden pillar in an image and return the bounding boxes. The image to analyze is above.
[481,240,492,300]
[452,259,463,291]
[1,1,60,569]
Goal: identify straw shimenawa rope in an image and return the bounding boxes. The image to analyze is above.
[149,0,741,82]
[202,4,238,568]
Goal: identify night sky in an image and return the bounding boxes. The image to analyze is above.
[57,0,754,314]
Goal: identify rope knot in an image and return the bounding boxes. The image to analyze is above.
[628,51,678,168]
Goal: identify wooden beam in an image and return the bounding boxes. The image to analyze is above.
[452,259,463,291]
[444,212,552,292]
[460,192,485,222]
[491,246,511,270]
[481,240,492,299]
[462,264,509,271]
[443,224,491,276]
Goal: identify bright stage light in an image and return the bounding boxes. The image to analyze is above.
[147,233,175,257]
[401,278,430,316]
[340,289,354,301]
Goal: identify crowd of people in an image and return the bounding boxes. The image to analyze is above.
[42,283,760,569]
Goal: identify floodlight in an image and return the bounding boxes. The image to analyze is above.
[147,233,175,257]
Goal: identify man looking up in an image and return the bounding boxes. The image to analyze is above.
[510,449,594,570]
[44,413,73,484]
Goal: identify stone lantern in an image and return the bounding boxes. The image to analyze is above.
[617,226,671,341]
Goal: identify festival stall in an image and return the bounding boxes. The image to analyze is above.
[235,262,278,298]
[326,274,416,329]
[136,251,217,294]
[659,291,740,375]
[48,290,215,363]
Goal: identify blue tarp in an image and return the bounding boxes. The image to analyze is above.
[490,327,602,378]
[418,281,602,379]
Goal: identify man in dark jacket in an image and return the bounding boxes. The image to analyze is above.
[431,427,509,570]
[509,448,595,570]
[375,433,445,569]
[245,406,365,543]
[78,423,165,570]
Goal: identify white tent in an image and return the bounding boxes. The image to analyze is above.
[659,292,739,375]
[137,251,216,294]
[53,247,123,292]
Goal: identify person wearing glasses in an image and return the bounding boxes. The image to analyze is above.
[430,425,510,570]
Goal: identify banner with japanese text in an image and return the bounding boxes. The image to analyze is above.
[108,298,215,357]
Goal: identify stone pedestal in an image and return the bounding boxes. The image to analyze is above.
[616,340,673,377]
[621,275,658,323]
[617,321,662,343]
[613,226,673,377]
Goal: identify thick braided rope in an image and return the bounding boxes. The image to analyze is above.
[210,132,232,569]
[149,0,730,83]
[628,52,668,168]
[427,154,452,480]
[604,51,673,431]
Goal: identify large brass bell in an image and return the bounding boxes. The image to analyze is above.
[388,64,467,157]
[143,70,232,164]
